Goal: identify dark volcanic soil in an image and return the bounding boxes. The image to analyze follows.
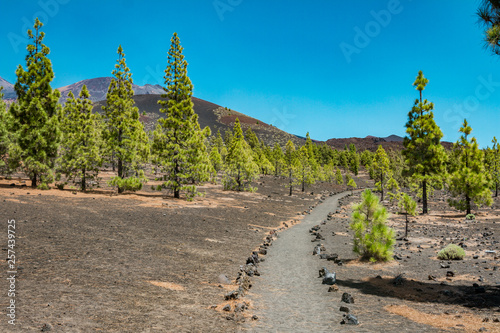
[0,174,353,332]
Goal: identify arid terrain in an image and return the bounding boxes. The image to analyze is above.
[0,172,359,332]
[0,170,498,332]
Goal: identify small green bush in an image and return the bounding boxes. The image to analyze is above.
[350,189,395,262]
[437,244,465,260]
[55,183,65,190]
[108,176,144,192]
[466,214,475,220]
[37,183,50,190]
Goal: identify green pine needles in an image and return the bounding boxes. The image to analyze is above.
[403,71,447,214]
[152,33,211,200]
[9,18,61,189]
[223,118,258,191]
[57,86,102,191]
[350,189,395,262]
[102,45,149,193]
[447,119,493,214]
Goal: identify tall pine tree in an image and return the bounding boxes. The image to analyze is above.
[9,18,61,188]
[403,71,447,214]
[223,118,258,191]
[58,86,102,191]
[284,140,299,196]
[447,119,493,214]
[0,87,10,174]
[102,45,149,193]
[371,145,392,201]
[152,33,210,199]
[486,137,500,197]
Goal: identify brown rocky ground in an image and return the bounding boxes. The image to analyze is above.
[0,172,366,332]
[302,190,500,332]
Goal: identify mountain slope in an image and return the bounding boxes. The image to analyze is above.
[0,76,16,99]
[57,77,164,103]
[93,94,303,147]
[326,135,452,151]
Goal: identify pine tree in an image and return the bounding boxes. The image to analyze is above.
[386,177,400,205]
[102,46,149,193]
[245,127,259,149]
[477,0,500,56]
[57,86,102,191]
[297,145,316,192]
[350,189,395,262]
[335,167,344,186]
[486,137,500,197]
[209,145,223,172]
[223,118,258,191]
[398,192,417,238]
[347,177,357,194]
[9,18,61,188]
[272,142,285,177]
[372,145,392,201]
[349,148,360,176]
[0,87,10,174]
[284,140,299,195]
[447,119,493,215]
[403,71,447,213]
[152,33,210,199]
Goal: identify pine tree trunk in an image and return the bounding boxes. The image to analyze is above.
[174,162,180,199]
[422,180,428,214]
[31,174,37,188]
[405,213,409,238]
[117,158,124,194]
[82,168,86,192]
[496,182,498,197]
[466,194,471,215]
[380,174,384,202]
[289,169,292,196]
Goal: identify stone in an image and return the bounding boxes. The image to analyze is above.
[235,302,247,312]
[251,315,258,321]
[222,304,231,312]
[393,274,405,286]
[340,314,359,325]
[328,285,339,292]
[428,275,437,281]
[218,274,231,285]
[339,306,349,313]
[41,324,52,332]
[258,249,267,255]
[224,290,239,300]
[446,271,454,277]
[313,245,321,255]
[440,263,450,269]
[341,292,354,304]
[322,268,336,285]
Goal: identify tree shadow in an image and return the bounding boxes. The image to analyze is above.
[335,276,500,309]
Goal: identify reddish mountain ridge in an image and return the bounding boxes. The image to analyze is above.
[326,135,453,151]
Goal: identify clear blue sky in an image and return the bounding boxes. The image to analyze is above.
[1,0,498,147]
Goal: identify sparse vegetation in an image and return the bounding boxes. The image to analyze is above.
[437,244,465,260]
[350,189,395,262]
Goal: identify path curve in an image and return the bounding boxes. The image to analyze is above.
[241,192,350,332]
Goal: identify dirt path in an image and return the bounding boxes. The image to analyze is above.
[241,192,445,333]
[241,192,348,332]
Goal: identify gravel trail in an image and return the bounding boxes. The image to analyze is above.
[241,191,444,333]
[241,192,347,332]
